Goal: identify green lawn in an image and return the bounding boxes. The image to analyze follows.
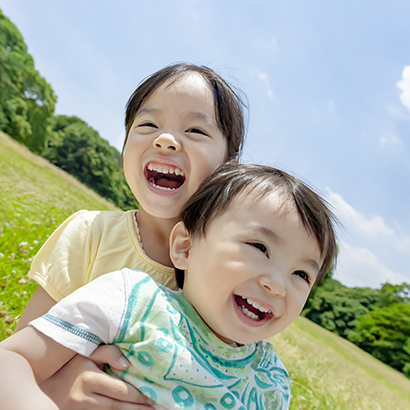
[1,131,410,409]
[268,316,410,409]
[0,132,118,337]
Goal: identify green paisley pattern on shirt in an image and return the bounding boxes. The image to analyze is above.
[110,272,290,409]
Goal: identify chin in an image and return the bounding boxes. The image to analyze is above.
[221,332,258,346]
[148,206,181,220]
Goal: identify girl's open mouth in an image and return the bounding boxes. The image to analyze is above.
[234,295,273,322]
[145,163,185,191]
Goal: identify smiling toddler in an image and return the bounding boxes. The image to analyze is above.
[0,163,338,409]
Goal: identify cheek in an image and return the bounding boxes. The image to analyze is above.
[123,151,137,180]
[202,138,228,169]
[213,140,229,167]
[290,289,310,314]
[122,141,136,167]
[197,152,226,182]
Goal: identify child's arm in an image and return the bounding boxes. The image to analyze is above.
[39,346,154,409]
[15,291,154,409]
[14,285,57,332]
[15,210,94,332]
[0,350,57,410]
[14,269,155,409]
[14,286,147,406]
[0,327,77,409]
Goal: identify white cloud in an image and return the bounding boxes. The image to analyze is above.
[326,189,410,252]
[325,189,410,288]
[258,72,274,99]
[334,242,408,288]
[397,65,410,112]
[379,133,402,145]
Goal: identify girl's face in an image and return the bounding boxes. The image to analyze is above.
[123,73,228,220]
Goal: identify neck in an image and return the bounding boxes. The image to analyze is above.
[136,208,178,267]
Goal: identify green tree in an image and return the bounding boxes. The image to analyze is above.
[303,282,382,338]
[348,303,410,377]
[0,9,56,153]
[44,115,138,210]
[376,282,410,307]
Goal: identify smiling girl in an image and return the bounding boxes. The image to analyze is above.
[13,63,246,409]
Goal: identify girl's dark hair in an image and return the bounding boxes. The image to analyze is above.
[122,62,246,160]
[176,162,338,288]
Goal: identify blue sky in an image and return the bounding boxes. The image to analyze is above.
[2,0,410,288]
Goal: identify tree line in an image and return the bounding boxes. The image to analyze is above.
[1,8,410,378]
[0,9,138,210]
[303,274,410,377]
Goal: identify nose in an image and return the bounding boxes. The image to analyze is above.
[259,273,286,297]
[153,133,181,152]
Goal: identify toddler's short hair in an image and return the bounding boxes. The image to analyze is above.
[177,163,338,287]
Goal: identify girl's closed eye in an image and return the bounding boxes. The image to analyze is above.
[139,122,158,128]
[247,242,269,258]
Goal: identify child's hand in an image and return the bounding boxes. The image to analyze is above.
[40,346,156,409]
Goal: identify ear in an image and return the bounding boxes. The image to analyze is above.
[169,222,191,270]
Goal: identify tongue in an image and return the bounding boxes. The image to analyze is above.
[156,176,181,189]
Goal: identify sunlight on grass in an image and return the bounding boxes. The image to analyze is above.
[268,317,410,409]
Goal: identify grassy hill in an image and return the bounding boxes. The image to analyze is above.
[0,131,118,337]
[1,132,410,409]
[268,317,410,409]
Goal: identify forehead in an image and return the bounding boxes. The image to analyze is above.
[146,72,213,104]
[227,188,294,221]
[214,190,321,257]
[208,187,318,245]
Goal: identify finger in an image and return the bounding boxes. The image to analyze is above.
[82,371,155,406]
[87,394,155,410]
[71,392,155,410]
[89,345,130,371]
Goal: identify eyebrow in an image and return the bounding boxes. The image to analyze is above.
[185,111,219,129]
[134,107,158,119]
[302,258,320,275]
[249,225,282,244]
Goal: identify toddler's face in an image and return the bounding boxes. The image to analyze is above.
[175,191,322,345]
[123,73,228,220]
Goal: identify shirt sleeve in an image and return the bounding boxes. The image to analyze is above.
[29,270,129,357]
[27,210,100,301]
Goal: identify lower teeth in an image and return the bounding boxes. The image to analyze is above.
[241,307,258,320]
[150,181,176,191]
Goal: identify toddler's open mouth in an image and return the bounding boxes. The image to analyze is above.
[145,163,185,191]
[234,295,273,321]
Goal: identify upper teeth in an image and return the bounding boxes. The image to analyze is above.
[147,163,184,176]
[246,298,270,313]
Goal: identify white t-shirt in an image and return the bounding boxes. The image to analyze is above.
[31,269,290,409]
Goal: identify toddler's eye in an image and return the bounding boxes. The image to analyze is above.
[248,242,269,257]
[294,270,311,285]
[187,127,208,136]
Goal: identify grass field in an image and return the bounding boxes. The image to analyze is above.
[0,131,118,337]
[268,317,410,409]
[1,132,410,409]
